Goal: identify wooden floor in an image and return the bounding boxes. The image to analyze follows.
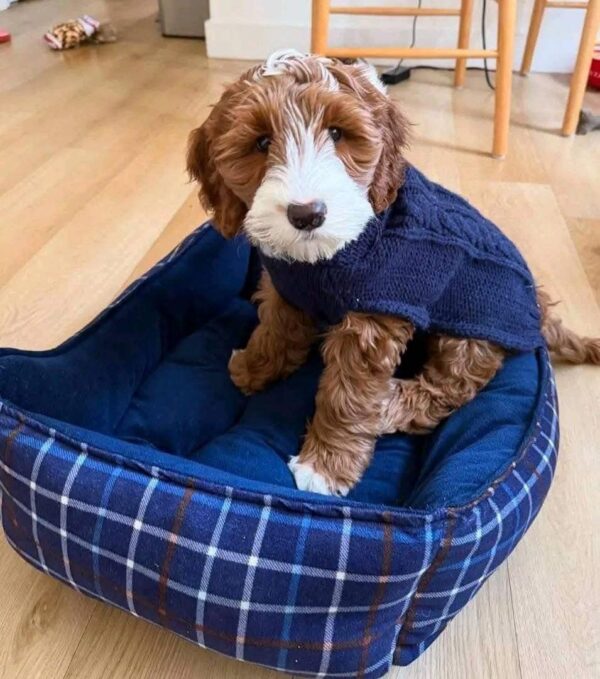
[1,1,599,678]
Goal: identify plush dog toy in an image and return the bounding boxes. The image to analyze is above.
[187,50,600,496]
[43,15,116,50]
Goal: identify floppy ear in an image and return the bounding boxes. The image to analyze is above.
[327,60,409,213]
[187,114,247,239]
[368,97,409,213]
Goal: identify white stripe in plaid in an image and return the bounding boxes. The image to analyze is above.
[5,529,394,679]
[196,488,233,646]
[545,395,557,419]
[534,440,555,481]
[30,430,55,573]
[318,507,352,677]
[236,496,272,660]
[92,466,123,597]
[126,477,159,615]
[513,470,533,528]
[60,446,87,591]
[0,478,414,615]
[277,512,312,669]
[0,458,428,583]
[480,498,503,572]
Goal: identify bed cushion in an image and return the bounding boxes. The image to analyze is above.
[0,224,558,678]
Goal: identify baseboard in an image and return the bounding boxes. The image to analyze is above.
[205,20,310,60]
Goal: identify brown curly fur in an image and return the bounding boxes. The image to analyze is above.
[188,56,600,495]
[229,272,316,394]
[538,288,600,364]
[383,337,506,436]
[299,313,415,493]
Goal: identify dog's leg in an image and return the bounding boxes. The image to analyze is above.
[383,336,506,434]
[289,313,415,495]
[538,288,600,363]
[229,272,316,394]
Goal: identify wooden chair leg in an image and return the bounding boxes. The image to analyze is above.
[562,0,600,135]
[455,0,475,86]
[493,0,517,158]
[520,0,547,75]
[311,0,330,54]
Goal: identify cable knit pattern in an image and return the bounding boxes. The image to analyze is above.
[260,165,543,352]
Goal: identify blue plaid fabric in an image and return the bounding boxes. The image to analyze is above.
[0,364,557,678]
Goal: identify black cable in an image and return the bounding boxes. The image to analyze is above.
[409,65,496,73]
[383,0,495,92]
[481,0,495,90]
[395,0,423,68]
[409,0,421,50]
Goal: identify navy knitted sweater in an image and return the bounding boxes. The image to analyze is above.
[260,166,543,352]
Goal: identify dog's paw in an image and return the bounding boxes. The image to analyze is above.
[228,348,273,395]
[288,457,350,497]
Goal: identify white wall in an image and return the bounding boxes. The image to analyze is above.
[206,0,585,73]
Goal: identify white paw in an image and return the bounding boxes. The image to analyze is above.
[288,457,350,497]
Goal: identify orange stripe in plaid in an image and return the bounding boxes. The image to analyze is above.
[395,515,457,663]
[6,513,392,653]
[1,422,26,528]
[158,481,195,618]
[523,458,542,480]
[357,512,394,678]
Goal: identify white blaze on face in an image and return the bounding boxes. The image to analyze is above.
[244,126,374,263]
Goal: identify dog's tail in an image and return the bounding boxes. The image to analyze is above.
[538,289,600,364]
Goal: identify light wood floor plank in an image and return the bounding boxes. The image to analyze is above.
[565,217,600,305]
[464,181,600,679]
[62,603,284,679]
[0,547,96,679]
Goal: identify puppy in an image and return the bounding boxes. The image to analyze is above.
[187,49,600,496]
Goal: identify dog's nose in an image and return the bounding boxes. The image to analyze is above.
[287,201,327,231]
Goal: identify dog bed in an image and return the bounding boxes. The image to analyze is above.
[0,224,558,678]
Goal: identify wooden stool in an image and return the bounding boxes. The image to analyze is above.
[521,0,600,135]
[311,0,517,158]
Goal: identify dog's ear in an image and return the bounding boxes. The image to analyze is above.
[328,61,409,213]
[187,114,247,239]
[368,96,409,213]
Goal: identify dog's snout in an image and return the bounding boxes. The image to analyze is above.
[287,201,327,231]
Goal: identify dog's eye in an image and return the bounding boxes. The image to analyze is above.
[256,135,271,153]
[329,127,343,143]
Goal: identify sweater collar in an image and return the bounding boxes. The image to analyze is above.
[260,166,414,270]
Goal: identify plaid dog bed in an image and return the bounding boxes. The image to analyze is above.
[0,225,557,678]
